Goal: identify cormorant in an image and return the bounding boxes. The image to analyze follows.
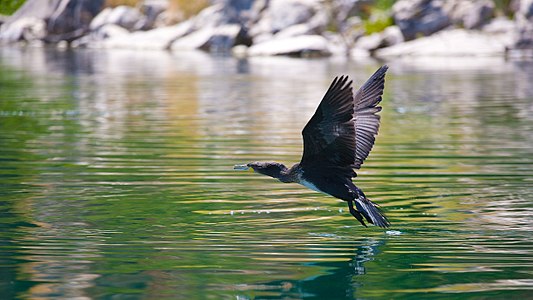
[234,66,390,228]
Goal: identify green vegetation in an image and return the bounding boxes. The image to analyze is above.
[363,11,393,34]
[362,0,395,34]
[0,0,25,15]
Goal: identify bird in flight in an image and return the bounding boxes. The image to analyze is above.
[234,66,389,228]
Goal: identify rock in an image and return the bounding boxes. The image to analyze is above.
[168,1,254,53]
[249,0,320,38]
[274,23,315,39]
[90,8,112,30]
[0,14,8,27]
[45,0,104,42]
[171,24,243,52]
[482,17,516,35]
[444,0,495,29]
[382,25,405,46]
[139,0,167,29]
[375,29,512,58]
[192,3,228,29]
[392,0,451,41]
[95,20,194,50]
[463,1,494,29]
[192,0,253,29]
[511,0,533,52]
[0,17,46,43]
[91,6,146,32]
[268,0,315,33]
[354,25,404,53]
[355,32,385,51]
[248,34,330,57]
[518,0,533,18]
[0,0,104,43]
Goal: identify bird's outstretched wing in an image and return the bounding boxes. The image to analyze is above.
[300,66,388,175]
[352,65,388,169]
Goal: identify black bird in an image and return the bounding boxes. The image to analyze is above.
[234,66,390,228]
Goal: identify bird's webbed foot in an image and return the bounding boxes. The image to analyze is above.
[347,199,367,227]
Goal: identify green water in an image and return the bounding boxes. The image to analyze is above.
[0,48,532,299]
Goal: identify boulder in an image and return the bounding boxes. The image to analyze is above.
[462,0,494,29]
[512,0,533,51]
[392,0,451,41]
[444,0,495,29]
[0,17,46,43]
[139,0,167,29]
[274,23,316,39]
[482,17,516,35]
[354,25,404,53]
[248,34,330,57]
[249,0,320,38]
[169,1,253,53]
[192,0,253,29]
[382,25,405,46]
[0,0,104,43]
[375,29,512,57]
[0,14,8,27]
[92,20,194,50]
[171,24,243,52]
[90,6,147,32]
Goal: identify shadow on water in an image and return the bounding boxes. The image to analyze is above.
[0,47,532,299]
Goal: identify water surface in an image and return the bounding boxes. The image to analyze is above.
[1,48,532,299]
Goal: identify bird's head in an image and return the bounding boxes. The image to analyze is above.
[234,161,288,178]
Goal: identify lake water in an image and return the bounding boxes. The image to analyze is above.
[0,47,532,299]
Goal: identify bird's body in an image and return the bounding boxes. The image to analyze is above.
[235,66,390,228]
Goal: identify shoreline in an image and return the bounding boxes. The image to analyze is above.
[1,0,533,59]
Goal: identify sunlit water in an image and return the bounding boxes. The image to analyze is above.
[0,47,532,299]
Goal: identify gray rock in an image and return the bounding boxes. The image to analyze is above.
[463,0,494,29]
[0,14,8,27]
[354,25,404,53]
[91,6,146,32]
[445,0,494,29]
[392,0,451,41]
[355,32,384,51]
[166,1,254,53]
[382,25,405,46]
[519,0,533,19]
[139,1,167,29]
[192,0,253,29]
[171,24,243,52]
[269,0,315,33]
[249,0,320,38]
[248,34,330,57]
[375,29,512,58]
[482,17,516,35]
[512,0,533,51]
[97,20,194,50]
[274,23,315,39]
[0,0,104,43]
[0,17,46,43]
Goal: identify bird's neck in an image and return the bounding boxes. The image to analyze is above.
[278,163,299,183]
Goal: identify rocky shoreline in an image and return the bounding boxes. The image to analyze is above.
[1,0,533,59]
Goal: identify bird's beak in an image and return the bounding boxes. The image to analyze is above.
[234,164,251,171]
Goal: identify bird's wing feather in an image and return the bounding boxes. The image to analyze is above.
[300,66,388,176]
[300,75,356,173]
[353,65,388,169]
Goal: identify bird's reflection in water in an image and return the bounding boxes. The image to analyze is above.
[235,238,384,300]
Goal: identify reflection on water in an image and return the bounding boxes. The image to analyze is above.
[0,47,532,299]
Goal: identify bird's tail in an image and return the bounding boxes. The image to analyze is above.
[354,195,390,228]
